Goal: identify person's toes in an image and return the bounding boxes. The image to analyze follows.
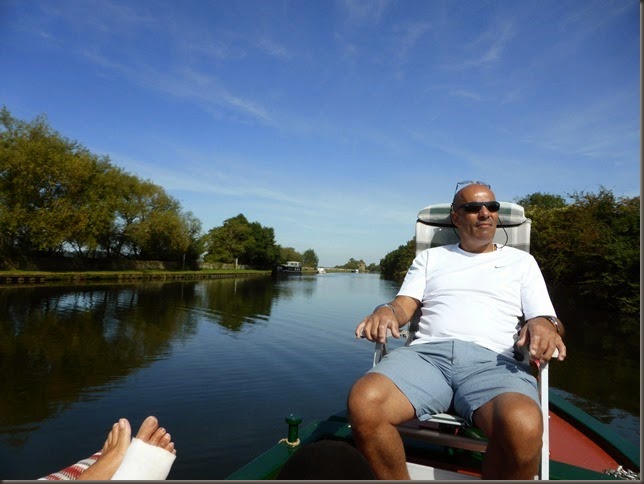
[159,432,171,448]
[147,426,168,446]
[165,442,177,455]
[114,418,132,450]
[157,433,176,455]
[102,421,120,453]
[133,416,177,454]
[135,416,159,442]
[101,424,114,453]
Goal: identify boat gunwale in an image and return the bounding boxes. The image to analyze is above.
[549,392,640,471]
[225,395,639,480]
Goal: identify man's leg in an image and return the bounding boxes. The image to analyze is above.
[347,373,416,479]
[472,392,543,479]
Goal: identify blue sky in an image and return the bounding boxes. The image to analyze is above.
[1,0,639,267]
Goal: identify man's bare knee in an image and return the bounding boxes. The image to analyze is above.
[348,374,389,423]
[506,403,542,440]
[475,394,543,478]
[475,393,543,456]
[347,374,414,480]
[348,373,415,428]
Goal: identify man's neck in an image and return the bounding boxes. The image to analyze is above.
[459,242,496,254]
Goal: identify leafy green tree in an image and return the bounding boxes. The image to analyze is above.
[515,192,567,210]
[527,188,639,315]
[379,239,415,281]
[65,159,122,258]
[204,214,279,269]
[246,221,280,269]
[204,214,253,264]
[92,166,137,258]
[278,246,302,263]
[302,248,319,268]
[181,211,205,263]
[337,258,366,270]
[0,107,202,266]
[127,185,198,261]
[0,107,111,257]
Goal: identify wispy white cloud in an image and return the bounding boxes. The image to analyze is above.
[397,21,431,54]
[38,0,155,40]
[550,0,636,57]
[338,0,392,25]
[109,151,303,206]
[257,37,294,60]
[29,1,271,125]
[499,87,524,105]
[333,31,359,61]
[81,48,272,124]
[391,20,431,78]
[441,18,516,70]
[449,89,482,101]
[187,39,247,61]
[409,129,500,170]
[521,91,638,162]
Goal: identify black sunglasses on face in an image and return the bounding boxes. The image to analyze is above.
[454,201,501,213]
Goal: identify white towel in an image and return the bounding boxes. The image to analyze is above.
[111,438,176,480]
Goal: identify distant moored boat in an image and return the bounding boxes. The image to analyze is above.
[273,261,303,275]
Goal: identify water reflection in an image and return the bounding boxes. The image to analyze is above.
[0,283,201,428]
[547,286,640,417]
[0,275,333,431]
[0,275,639,479]
[0,276,296,430]
[196,276,276,332]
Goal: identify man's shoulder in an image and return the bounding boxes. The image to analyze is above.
[497,245,536,263]
[419,244,459,255]
[413,245,461,267]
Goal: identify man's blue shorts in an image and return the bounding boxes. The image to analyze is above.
[367,339,539,425]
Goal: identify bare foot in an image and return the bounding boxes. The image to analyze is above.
[77,418,131,480]
[134,416,177,455]
[76,416,176,481]
[105,416,177,480]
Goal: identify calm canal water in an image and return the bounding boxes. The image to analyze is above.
[0,273,639,479]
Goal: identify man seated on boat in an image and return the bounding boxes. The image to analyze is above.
[348,182,567,480]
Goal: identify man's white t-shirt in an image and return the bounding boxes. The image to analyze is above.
[397,244,556,359]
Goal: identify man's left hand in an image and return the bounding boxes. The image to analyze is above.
[516,317,567,364]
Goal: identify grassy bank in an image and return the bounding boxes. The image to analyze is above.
[0,269,271,285]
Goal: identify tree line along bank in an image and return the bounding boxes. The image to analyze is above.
[0,108,318,271]
[0,108,378,273]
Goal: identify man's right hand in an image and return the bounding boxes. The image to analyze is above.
[356,297,421,343]
[355,303,401,344]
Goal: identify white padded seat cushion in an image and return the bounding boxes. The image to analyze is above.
[417,202,527,226]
